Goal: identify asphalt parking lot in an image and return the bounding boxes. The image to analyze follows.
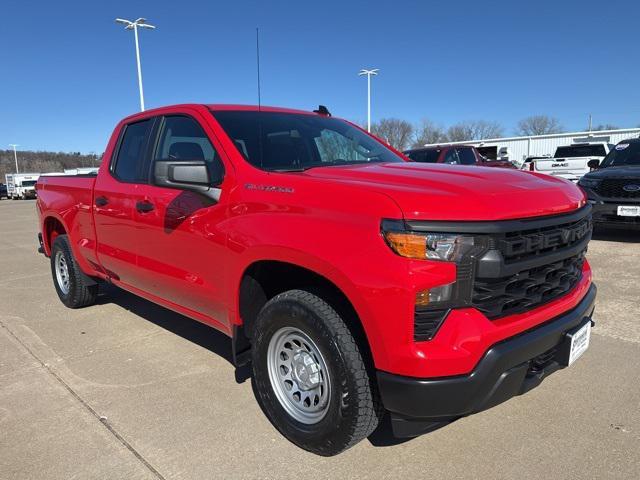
[1,200,639,480]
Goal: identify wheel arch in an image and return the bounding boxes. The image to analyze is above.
[233,258,383,372]
[42,214,68,256]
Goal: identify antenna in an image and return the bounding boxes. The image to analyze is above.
[255,27,264,168]
[256,27,262,111]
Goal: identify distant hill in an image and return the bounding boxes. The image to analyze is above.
[0,150,102,181]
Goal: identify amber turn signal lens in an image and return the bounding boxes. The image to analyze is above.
[383,232,426,259]
[415,289,431,307]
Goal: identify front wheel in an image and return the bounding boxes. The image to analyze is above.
[252,290,380,456]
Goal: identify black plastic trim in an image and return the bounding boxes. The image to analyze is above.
[402,205,592,234]
[377,283,596,421]
[476,234,590,278]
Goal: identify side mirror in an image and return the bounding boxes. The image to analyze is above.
[154,160,223,200]
[587,159,600,170]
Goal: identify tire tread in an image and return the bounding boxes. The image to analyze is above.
[254,289,380,455]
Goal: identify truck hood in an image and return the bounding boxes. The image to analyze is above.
[584,165,640,179]
[304,162,586,221]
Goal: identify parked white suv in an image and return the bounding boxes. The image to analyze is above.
[532,142,614,182]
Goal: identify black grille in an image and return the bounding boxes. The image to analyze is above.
[597,214,640,225]
[414,309,448,342]
[472,251,585,319]
[497,216,591,263]
[595,179,640,199]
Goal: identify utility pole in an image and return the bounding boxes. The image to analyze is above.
[588,114,592,132]
[8,144,19,173]
[115,18,156,111]
[358,69,379,132]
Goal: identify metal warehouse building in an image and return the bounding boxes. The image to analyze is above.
[423,127,640,166]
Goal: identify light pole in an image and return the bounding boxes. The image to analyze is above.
[358,68,379,132]
[8,144,19,173]
[115,18,156,111]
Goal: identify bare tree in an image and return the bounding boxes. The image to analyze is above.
[470,120,504,139]
[445,124,473,142]
[516,115,564,136]
[446,120,504,142]
[370,118,414,150]
[0,149,102,180]
[412,119,448,147]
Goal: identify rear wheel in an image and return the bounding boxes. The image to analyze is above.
[50,234,98,308]
[252,289,380,456]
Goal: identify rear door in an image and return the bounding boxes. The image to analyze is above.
[131,113,231,327]
[93,118,154,284]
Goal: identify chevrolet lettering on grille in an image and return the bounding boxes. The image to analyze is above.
[499,219,591,257]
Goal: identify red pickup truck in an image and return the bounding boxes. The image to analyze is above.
[36,104,596,456]
[404,145,516,168]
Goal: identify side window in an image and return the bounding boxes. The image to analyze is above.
[154,115,224,186]
[443,149,459,164]
[113,119,153,182]
[456,148,477,165]
[407,151,425,162]
[155,116,217,163]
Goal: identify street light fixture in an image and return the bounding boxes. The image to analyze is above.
[358,68,379,132]
[115,17,156,111]
[8,144,19,173]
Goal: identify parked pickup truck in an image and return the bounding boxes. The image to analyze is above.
[579,138,640,229]
[36,104,596,456]
[532,142,614,182]
[403,145,516,168]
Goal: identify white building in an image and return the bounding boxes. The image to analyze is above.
[423,127,640,166]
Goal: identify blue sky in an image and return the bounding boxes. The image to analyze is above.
[1,0,639,153]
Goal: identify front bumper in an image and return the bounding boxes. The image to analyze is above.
[591,201,640,229]
[377,283,596,436]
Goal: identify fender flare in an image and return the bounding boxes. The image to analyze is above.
[230,246,389,367]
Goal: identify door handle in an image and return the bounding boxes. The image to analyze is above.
[136,200,155,213]
[95,196,108,207]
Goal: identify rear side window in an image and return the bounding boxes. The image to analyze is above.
[554,145,606,158]
[407,149,441,163]
[443,149,458,164]
[113,119,152,182]
[456,148,477,165]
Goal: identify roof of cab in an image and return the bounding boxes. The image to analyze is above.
[206,104,316,115]
[120,103,319,124]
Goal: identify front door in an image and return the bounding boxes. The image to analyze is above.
[132,113,231,328]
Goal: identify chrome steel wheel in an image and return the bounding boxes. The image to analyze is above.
[54,250,70,295]
[267,327,331,424]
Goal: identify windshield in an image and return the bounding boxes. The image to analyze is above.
[211,110,404,171]
[406,149,441,163]
[554,145,606,158]
[21,180,37,187]
[600,142,640,167]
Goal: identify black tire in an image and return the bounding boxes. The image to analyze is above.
[252,289,380,456]
[50,234,98,308]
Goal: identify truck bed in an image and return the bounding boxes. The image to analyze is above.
[36,174,98,274]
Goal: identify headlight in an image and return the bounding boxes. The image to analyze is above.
[578,177,601,189]
[383,229,475,261]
